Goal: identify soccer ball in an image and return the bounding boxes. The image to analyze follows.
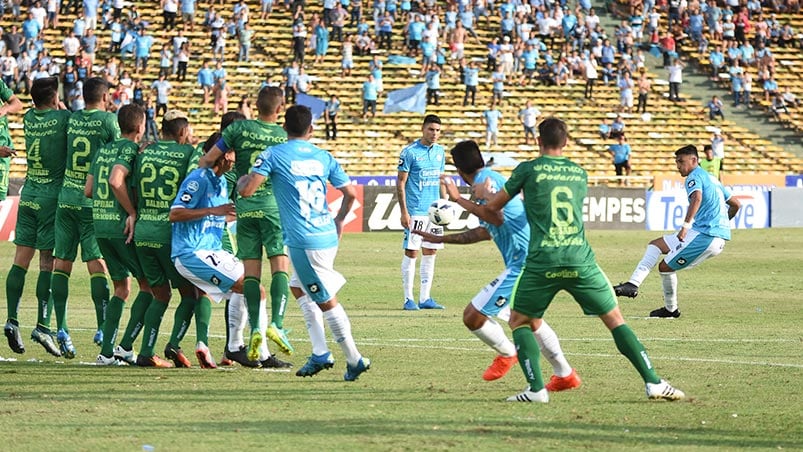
[428,199,457,226]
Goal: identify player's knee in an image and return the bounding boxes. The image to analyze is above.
[658,261,674,272]
[38,251,54,272]
[462,305,485,330]
[113,281,131,300]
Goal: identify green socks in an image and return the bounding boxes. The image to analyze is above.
[90,273,110,331]
[612,324,661,384]
[270,271,289,328]
[244,276,261,332]
[168,296,195,348]
[120,291,153,350]
[139,299,169,358]
[6,264,26,322]
[51,271,70,331]
[512,326,545,391]
[36,270,53,330]
[101,296,125,357]
[195,295,212,345]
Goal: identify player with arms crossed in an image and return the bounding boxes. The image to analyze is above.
[398,114,446,311]
[50,77,120,358]
[613,145,740,318]
[414,140,581,388]
[465,117,684,402]
[238,105,370,381]
[4,77,69,357]
[200,86,294,360]
[85,104,154,365]
[132,110,200,368]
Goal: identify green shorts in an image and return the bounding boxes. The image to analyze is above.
[235,212,285,261]
[0,156,9,201]
[14,194,57,250]
[134,242,190,289]
[54,204,103,262]
[510,264,618,318]
[97,238,144,281]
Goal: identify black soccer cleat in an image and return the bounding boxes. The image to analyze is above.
[649,307,681,318]
[4,321,25,354]
[224,346,261,368]
[613,282,639,298]
[260,354,293,369]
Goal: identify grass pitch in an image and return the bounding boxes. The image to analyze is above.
[0,229,801,451]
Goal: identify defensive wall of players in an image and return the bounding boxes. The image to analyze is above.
[0,174,801,240]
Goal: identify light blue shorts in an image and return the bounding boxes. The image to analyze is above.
[663,229,725,271]
[470,266,521,321]
[174,249,244,302]
[288,246,346,304]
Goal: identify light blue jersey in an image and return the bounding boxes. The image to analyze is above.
[251,139,350,249]
[170,168,229,258]
[398,139,445,216]
[473,168,529,270]
[686,166,732,240]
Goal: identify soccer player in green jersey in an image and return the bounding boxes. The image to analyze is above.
[4,77,69,357]
[133,110,199,368]
[51,77,120,359]
[200,86,294,361]
[85,104,154,365]
[461,117,685,402]
[0,78,24,201]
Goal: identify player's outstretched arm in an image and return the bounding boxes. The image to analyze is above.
[199,143,224,168]
[237,172,265,198]
[441,175,506,226]
[413,227,490,244]
[169,203,235,222]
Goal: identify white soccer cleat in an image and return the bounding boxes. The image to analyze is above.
[113,345,137,365]
[506,387,549,403]
[646,379,685,401]
[96,354,126,366]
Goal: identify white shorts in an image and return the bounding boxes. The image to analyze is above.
[470,266,521,321]
[174,250,244,302]
[662,229,725,271]
[402,215,444,251]
[621,91,634,107]
[288,246,346,303]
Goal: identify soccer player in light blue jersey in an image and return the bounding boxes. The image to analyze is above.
[238,105,370,381]
[614,145,741,318]
[413,141,581,390]
[397,114,446,311]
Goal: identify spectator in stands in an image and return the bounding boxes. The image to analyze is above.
[782,87,800,108]
[81,28,97,66]
[162,0,178,30]
[636,73,650,113]
[362,73,378,119]
[132,78,144,106]
[770,93,789,120]
[213,76,230,115]
[355,28,375,56]
[62,32,80,66]
[520,43,540,87]
[601,62,616,86]
[61,60,77,101]
[294,66,311,97]
[518,100,540,145]
[618,70,634,113]
[236,95,253,118]
[0,50,16,89]
[740,40,756,66]
[282,60,299,104]
[134,27,154,74]
[69,80,84,111]
[151,73,172,117]
[181,0,197,31]
[176,42,190,81]
[239,21,254,62]
[482,100,502,148]
[292,16,306,63]
[83,0,98,30]
[611,114,626,138]
[711,129,725,172]
[425,65,440,106]
[708,45,725,81]
[197,59,214,104]
[463,60,478,106]
[324,94,340,140]
[377,10,393,50]
[45,0,58,29]
[491,64,505,104]
[407,14,424,57]
[598,119,612,140]
[777,24,797,48]
[22,13,40,48]
[608,134,631,185]
[552,58,570,86]
[704,95,725,120]
[667,58,684,102]
[369,54,383,93]
[699,145,721,179]
[659,32,675,67]
[314,18,330,64]
[2,26,22,59]
[763,76,779,102]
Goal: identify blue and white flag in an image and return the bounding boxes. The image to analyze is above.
[296,93,327,122]
[383,83,427,114]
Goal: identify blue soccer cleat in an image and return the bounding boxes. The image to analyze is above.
[56,329,76,359]
[93,329,104,346]
[402,299,419,311]
[344,357,371,381]
[295,352,335,377]
[418,298,445,309]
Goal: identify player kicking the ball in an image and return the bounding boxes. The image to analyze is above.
[414,140,580,389]
[238,105,369,381]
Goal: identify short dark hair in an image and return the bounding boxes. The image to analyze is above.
[423,114,441,126]
[220,111,246,131]
[117,104,145,135]
[450,140,484,174]
[675,144,698,158]
[256,86,283,116]
[703,144,712,152]
[83,77,110,104]
[203,132,222,153]
[30,76,59,107]
[162,117,189,140]
[284,105,312,137]
[538,117,569,149]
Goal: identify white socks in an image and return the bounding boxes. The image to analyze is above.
[629,244,662,287]
[660,271,678,312]
[471,317,516,357]
[534,321,573,377]
[227,293,248,352]
[298,294,329,356]
[401,255,415,301]
[258,297,271,360]
[323,303,361,366]
[419,254,436,301]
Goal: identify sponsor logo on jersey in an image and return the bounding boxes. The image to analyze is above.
[180,192,192,203]
[687,179,696,188]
